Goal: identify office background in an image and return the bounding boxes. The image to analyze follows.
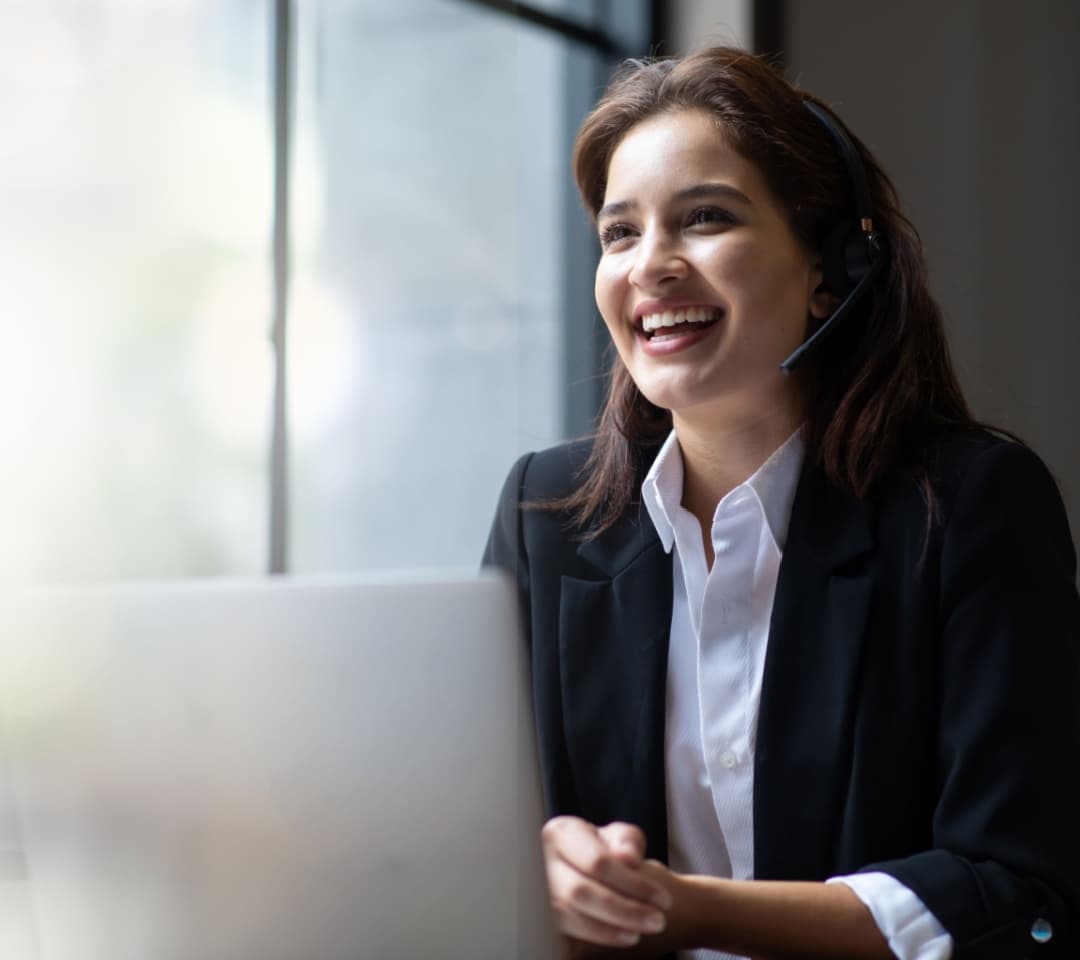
[2,0,1076,582]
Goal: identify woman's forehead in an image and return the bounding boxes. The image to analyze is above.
[603,111,765,208]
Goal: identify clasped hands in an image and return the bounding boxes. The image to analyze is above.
[541,815,896,960]
[541,815,684,958]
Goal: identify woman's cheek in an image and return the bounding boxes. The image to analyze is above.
[721,243,804,320]
[594,263,625,325]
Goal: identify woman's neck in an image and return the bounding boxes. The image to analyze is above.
[673,404,803,538]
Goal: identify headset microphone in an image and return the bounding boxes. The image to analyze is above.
[780,253,884,373]
[780,101,885,374]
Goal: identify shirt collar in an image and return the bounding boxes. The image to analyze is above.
[641,427,805,554]
[640,431,684,554]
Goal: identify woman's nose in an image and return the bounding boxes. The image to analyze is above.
[628,231,688,290]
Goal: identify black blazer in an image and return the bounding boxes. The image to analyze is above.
[484,430,1080,959]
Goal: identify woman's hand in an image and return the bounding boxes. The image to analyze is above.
[541,816,673,956]
[541,824,893,959]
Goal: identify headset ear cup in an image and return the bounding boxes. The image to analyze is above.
[842,227,875,287]
[822,220,856,296]
[822,220,875,296]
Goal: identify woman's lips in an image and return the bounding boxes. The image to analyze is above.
[636,309,722,356]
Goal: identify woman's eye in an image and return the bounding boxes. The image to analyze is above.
[686,206,737,228]
[598,223,635,248]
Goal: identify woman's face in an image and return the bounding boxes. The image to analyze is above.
[594,109,831,426]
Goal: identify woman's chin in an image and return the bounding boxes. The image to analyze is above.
[632,370,738,417]
[634,373,804,429]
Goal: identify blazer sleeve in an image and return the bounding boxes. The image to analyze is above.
[868,440,1080,958]
[481,451,584,820]
[481,451,533,607]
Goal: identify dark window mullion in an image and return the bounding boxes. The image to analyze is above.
[447,0,628,56]
[753,0,787,64]
[269,0,293,574]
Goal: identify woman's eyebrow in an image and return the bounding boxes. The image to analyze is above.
[675,182,752,206]
[596,199,635,222]
[597,182,752,222]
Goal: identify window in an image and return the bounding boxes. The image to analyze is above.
[0,1,272,579]
[0,0,648,580]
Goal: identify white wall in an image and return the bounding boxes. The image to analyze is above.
[668,0,752,52]
[785,0,1080,552]
[667,0,1080,554]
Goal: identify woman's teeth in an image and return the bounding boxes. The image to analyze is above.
[641,307,720,336]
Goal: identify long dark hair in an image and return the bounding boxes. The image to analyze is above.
[550,46,983,536]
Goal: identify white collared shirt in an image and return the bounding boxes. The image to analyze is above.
[641,430,952,960]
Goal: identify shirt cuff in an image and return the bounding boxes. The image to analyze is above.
[826,871,953,960]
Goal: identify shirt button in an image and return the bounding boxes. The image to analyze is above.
[1030,918,1053,943]
[719,750,737,768]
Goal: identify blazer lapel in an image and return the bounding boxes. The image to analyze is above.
[560,502,673,862]
[754,459,875,880]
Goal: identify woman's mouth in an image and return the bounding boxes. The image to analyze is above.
[637,306,723,354]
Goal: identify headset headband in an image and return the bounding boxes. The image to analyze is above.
[803,100,875,237]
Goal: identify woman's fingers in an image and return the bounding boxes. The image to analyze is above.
[547,857,666,947]
[597,821,648,863]
[541,816,671,945]
[543,817,670,907]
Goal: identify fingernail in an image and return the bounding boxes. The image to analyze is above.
[643,912,666,933]
[617,932,641,946]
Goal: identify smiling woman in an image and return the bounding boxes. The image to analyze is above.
[593,110,825,438]
[485,46,1080,960]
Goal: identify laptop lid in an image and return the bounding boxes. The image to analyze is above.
[0,572,557,960]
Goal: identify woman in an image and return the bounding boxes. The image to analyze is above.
[484,47,1080,959]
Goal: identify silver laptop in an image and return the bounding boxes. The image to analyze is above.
[0,572,557,960]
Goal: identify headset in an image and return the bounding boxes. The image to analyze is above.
[779,100,886,373]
